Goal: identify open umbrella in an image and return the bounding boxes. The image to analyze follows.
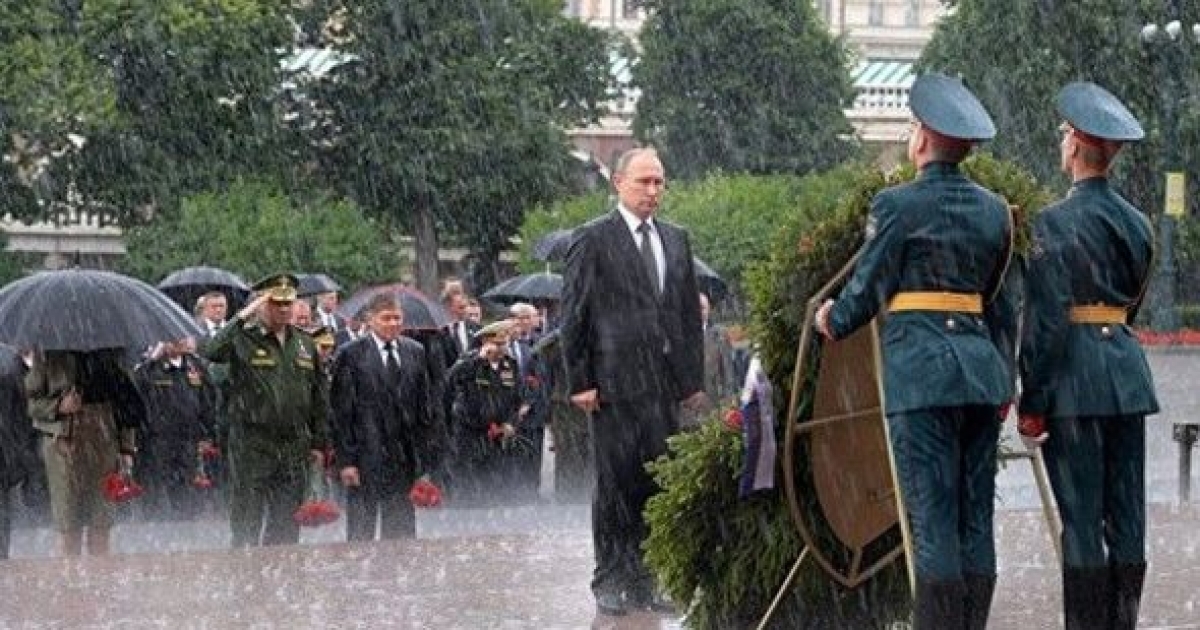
[482,271,564,304]
[157,265,251,312]
[0,269,204,351]
[693,257,729,302]
[296,273,341,298]
[531,228,576,263]
[338,284,450,330]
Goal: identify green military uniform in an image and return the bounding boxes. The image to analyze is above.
[1018,82,1158,630]
[825,73,1017,630]
[201,274,329,547]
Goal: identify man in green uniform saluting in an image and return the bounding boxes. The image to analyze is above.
[816,72,1018,630]
[202,273,329,547]
[1018,82,1158,630]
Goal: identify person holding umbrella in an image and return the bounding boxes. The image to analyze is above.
[25,348,144,557]
[201,273,329,548]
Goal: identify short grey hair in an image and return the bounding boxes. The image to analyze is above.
[509,302,536,317]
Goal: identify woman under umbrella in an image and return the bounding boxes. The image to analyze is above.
[25,348,145,556]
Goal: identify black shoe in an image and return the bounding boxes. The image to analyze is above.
[1107,562,1147,630]
[627,589,676,614]
[595,592,628,617]
[963,573,996,630]
[913,578,965,630]
[1063,565,1108,630]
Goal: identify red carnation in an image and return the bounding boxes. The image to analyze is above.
[723,408,744,431]
[199,444,221,460]
[487,422,505,442]
[293,500,341,526]
[192,474,214,489]
[101,471,144,503]
[408,478,443,508]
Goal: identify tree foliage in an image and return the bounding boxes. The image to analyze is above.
[633,0,859,181]
[921,0,1200,221]
[120,180,398,291]
[294,0,614,293]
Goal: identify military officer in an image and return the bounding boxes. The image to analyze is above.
[816,72,1017,630]
[201,273,329,547]
[1017,82,1158,630]
[133,337,218,521]
[442,321,529,504]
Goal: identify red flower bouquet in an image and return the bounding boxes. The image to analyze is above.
[487,421,505,442]
[101,458,144,503]
[293,459,340,527]
[408,477,443,508]
[723,408,744,432]
[193,443,219,489]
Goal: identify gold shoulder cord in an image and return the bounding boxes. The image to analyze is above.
[986,203,1016,305]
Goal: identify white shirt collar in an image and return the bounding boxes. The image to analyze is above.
[617,204,655,238]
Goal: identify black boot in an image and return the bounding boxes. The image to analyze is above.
[962,573,996,630]
[1062,565,1108,630]
[913,578,966,630]
[1107,562,1146,630]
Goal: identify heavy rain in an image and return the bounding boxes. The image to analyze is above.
[1,1,1199,629]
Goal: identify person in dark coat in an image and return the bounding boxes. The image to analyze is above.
[559,147,707,616]
[1017,82,1158,630]
[532,329,594,502]
[132,338,218,521]
[507,303,548,502]
[442,321,527,505]
[0,344,37,559]
[816,73,1018,630]
[330,294,440,541]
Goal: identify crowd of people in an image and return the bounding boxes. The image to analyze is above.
[0,253,744,558]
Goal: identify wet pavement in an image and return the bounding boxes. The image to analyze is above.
[1,349,1198,629]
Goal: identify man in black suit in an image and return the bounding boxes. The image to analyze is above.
[560,147,706,616]
[330,293,441,541]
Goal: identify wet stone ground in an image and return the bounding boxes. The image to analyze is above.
[1,349,1198,629]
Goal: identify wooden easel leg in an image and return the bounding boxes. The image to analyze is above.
[755,546,811,630]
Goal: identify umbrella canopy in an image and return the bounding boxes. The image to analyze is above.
[693,257,729,302]
[296,273,341,298]
[0,269,204,352]
[531,228,575,263]
[338,284,451,331]
[482,272,564,304]
[157,265,251,312]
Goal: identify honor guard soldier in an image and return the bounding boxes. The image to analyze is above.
[817,72,1017,630]
[201,273,329,548]
[1017,82,1158,630]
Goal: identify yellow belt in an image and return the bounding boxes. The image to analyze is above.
[888,291,983,315]
[1068,305,1127,325]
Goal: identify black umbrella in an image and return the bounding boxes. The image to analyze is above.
[157,265,251,312]
[693,257,729,302]
[482,271,564,304]
[531,228,575,262]
[338,284,451,331]
[0,269,204,352]
[296,273,341,298]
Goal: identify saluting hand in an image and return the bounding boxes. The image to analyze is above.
[235,293,271,321]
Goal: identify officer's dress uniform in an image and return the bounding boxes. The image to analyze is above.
[202,276,329,548]
[444,350,525,504]
[1019,82,1158,630]
[133,352,217,520]
[823,73,1017,629]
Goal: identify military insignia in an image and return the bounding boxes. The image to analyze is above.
[864,215,878,242]
[296,344,312,361]
[295,358,314,370]
[153,379,174,388]
[251,357,276,367]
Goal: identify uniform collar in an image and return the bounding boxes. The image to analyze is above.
[918,161,963,180]
[1069,176,1109,196]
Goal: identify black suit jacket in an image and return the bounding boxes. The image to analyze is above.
[560,209,704,402]
[330,335,440,487]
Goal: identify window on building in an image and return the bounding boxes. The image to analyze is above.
[868,0,884,26]
[905,0,921,26]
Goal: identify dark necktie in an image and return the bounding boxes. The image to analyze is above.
[637,221,660,294]
[383,341,401,377]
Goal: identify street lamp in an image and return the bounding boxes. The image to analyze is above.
[1143,2,1199,503]
[1140,5,1196,333]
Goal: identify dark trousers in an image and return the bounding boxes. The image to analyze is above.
[0,487,10,559]
[227,428,306,548]
[590,395,677,599]
[888,406,999,580]
[1043,414,1145,568]
[345,482,415,541]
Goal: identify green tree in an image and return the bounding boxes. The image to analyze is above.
[922,0,1200,229]
[295,0,613,295]
[0,0,295,225]
[120,180,398,291]
[633,0,858,181]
